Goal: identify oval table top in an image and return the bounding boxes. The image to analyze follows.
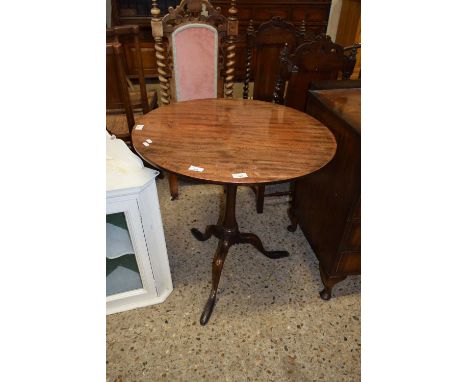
[132,98,337,185]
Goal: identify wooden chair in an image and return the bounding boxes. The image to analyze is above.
[242,17,307,212]
[273,35,361,111]
[242,17,305,101]
[106,42,134,145]
[253,35,361,213]
[106,25,158,139]
[150,0,238,200]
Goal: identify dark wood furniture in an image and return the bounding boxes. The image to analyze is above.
[110,0,179,78]
[214,0,332,80]
[242,17,303,101]
[251,36,359,214]
[110,0,332,80]
[107,25,158,113]
[273,35,360,111]
[106,42,135,144]
[309,79,360,91]
[244,16,306,213]
[288,87,360,300]
[106,26,159,142]
[132,98,336,324]
[150,0,238,200]
[253,36,359,213]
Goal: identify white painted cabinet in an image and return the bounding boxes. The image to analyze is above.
[106,179,172,314]
[106,134,172,315]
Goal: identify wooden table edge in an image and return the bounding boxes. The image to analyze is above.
[135,145,337,186]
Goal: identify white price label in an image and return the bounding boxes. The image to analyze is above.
[188,165,204,172]
[135,124,144,130]
[232,172,248,178]
[146,139,152,143]
[142,141,149,147]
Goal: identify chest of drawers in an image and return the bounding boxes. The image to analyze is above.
[289,87,361,299]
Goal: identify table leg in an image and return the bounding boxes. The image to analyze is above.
[200,239,230,325]
[191,184,289,325]
[238,232,289,259]
[190,225,223,241]
[168,174,179,200]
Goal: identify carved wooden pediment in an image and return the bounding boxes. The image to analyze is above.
[162,0,231,34]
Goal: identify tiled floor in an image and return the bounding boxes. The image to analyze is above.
[106,178,361,381]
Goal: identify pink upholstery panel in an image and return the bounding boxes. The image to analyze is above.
[172,24,218,101]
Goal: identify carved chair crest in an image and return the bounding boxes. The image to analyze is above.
[151,0,238,104]
[273,35,361,107]
[155,0,224,31]
[253,16,300,39]
[242,17,307,100]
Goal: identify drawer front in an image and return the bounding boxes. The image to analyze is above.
[352,197,360,220]
[337,251,361,274]
[342,221,360,251]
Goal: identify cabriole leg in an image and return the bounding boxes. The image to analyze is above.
[319,264,346,301]
[200,240,231,325]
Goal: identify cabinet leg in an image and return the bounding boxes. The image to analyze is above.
[319,264,346,301]
[287,183,298,232]
[287,206,298,232]
[256,185,265,213]
[168,174,179,200]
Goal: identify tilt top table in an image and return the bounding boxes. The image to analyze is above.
[132,98,337,325]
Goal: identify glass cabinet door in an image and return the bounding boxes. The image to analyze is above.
[106,212,143,296]
[106,189,166,315]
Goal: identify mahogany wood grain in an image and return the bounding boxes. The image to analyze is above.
[132,98,336,185]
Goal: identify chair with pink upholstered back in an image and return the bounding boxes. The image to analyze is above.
[150,0,238,200]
